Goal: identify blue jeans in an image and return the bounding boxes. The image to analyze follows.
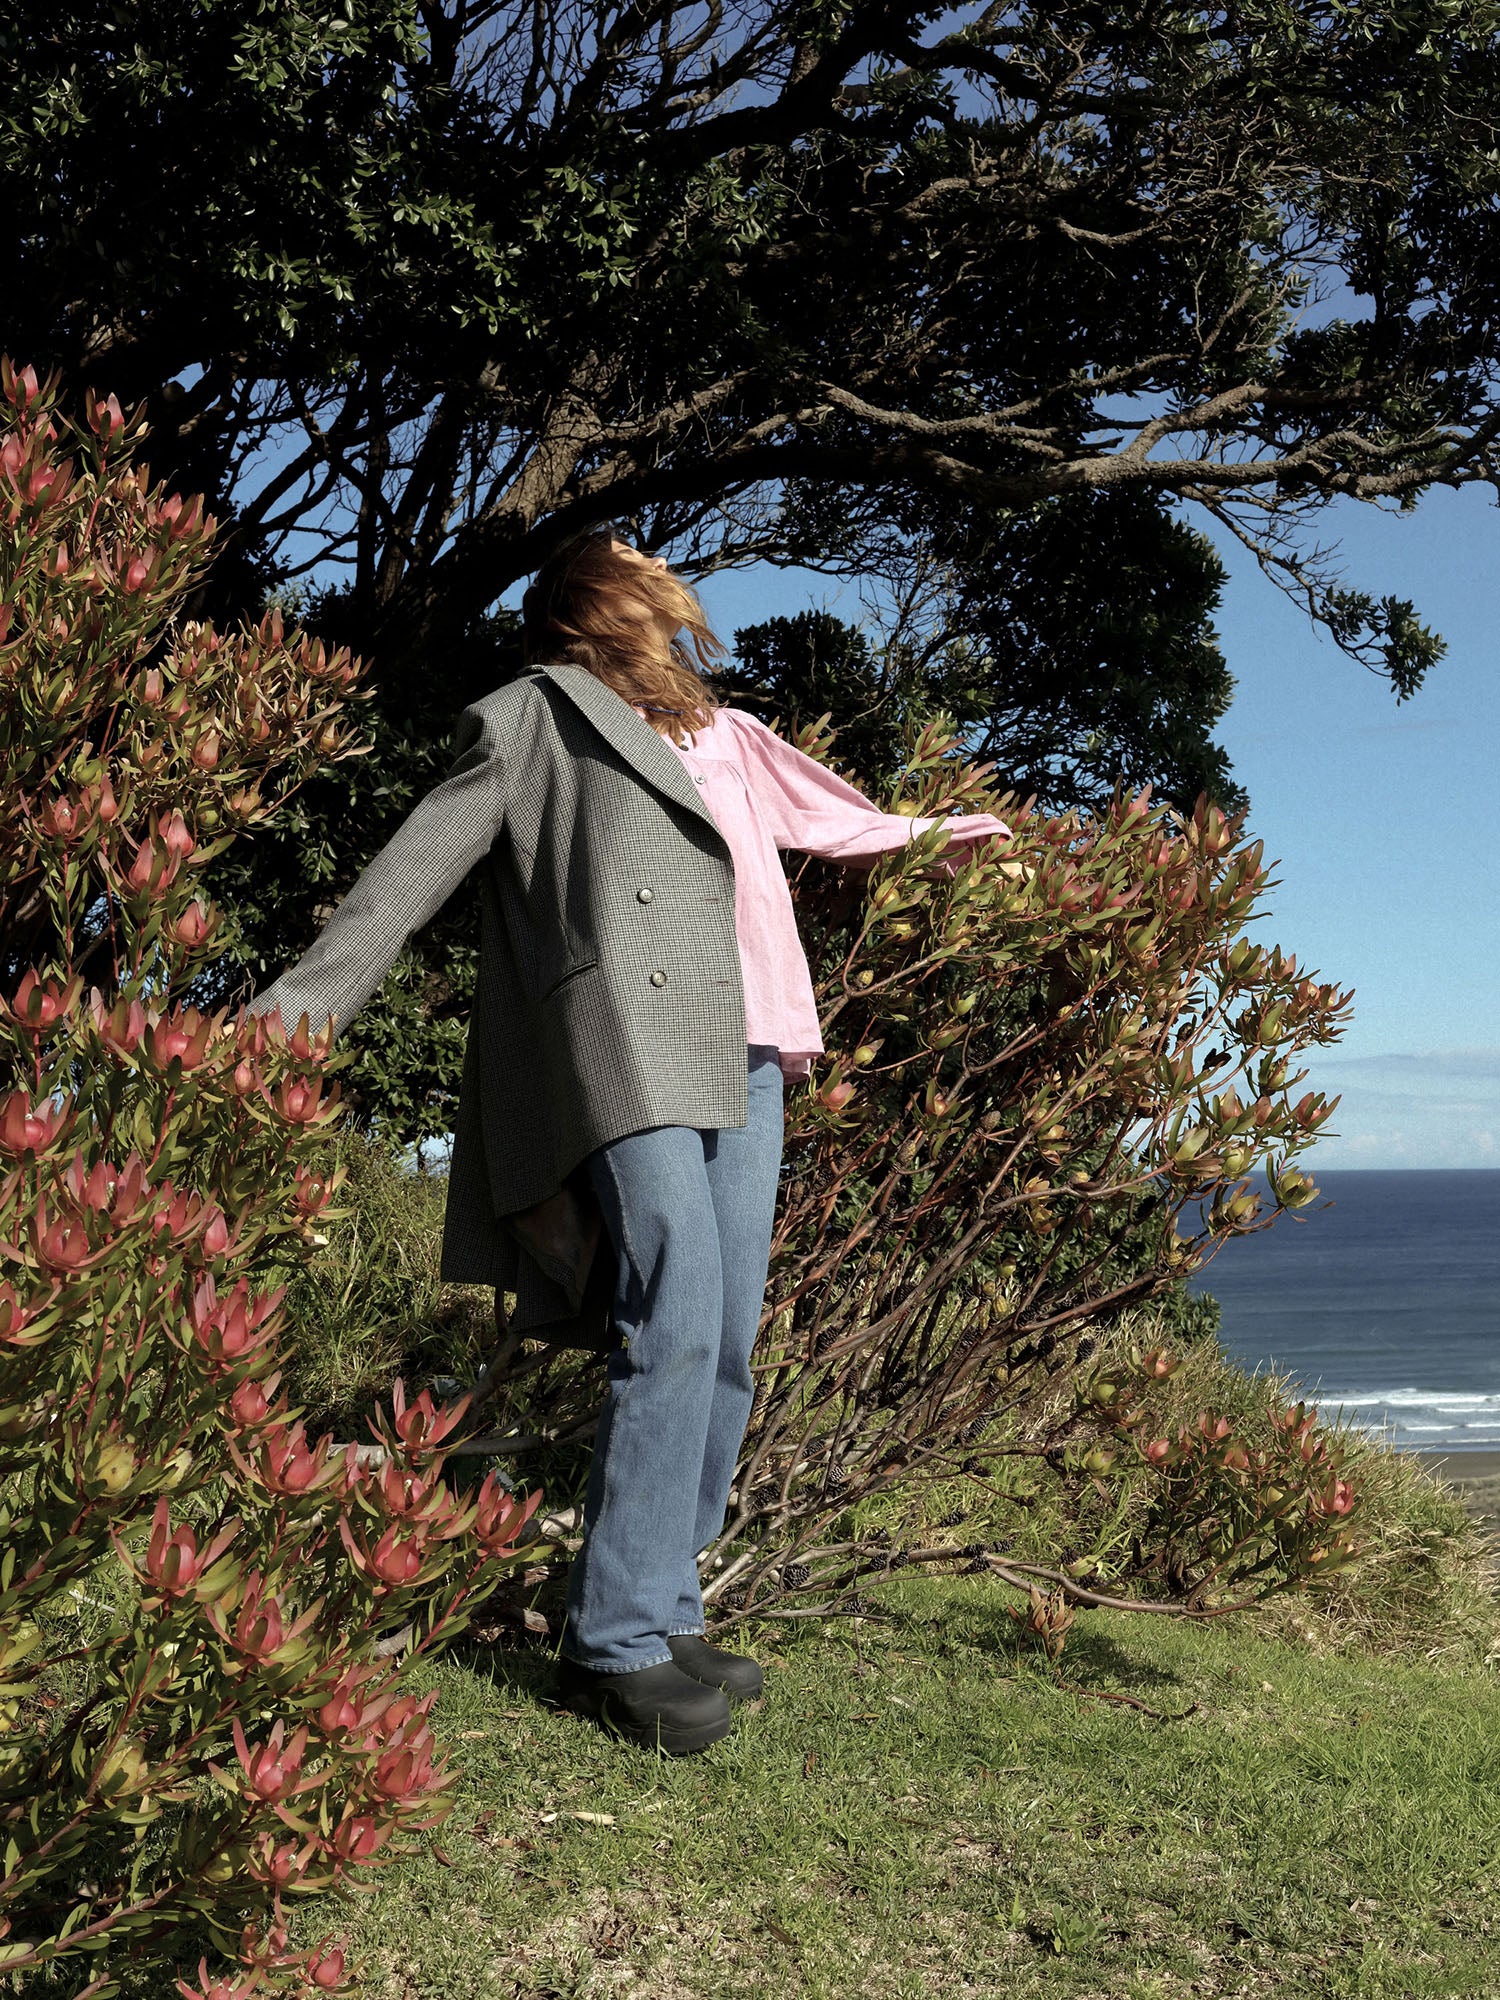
[561,1044,785,1672]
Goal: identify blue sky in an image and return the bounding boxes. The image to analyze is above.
[688,488,1500,1170]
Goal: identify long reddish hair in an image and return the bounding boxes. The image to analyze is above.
[520,529,725,745]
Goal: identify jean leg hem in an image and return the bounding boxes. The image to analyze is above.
[561,1649,674,1674]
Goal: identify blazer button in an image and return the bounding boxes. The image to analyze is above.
[649,969,668,987]
[636,887,654,903]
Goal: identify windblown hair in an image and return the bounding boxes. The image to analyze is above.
[520,528,725,746]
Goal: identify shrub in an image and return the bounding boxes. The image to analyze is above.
[888,1307,1496,1664]
[471,713,1360,1636]
[266,1128,457,1441]
[0,362,539,1999]
[265,1142,1492,1668]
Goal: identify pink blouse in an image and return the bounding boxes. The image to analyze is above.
[634,704,1011,1080]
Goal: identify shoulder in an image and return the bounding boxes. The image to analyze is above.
[462,671,554,736]
[470,669,549,712]
[712,704,780,745]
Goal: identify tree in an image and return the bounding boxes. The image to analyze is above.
[6,0,1496,672]
[725,488,1244,816]
[9,0,1497,1148]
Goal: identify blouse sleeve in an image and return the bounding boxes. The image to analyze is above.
[727,708,1010,869]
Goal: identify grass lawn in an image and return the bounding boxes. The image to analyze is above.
[256,1149,1499,1997]
[283,1566,1500,2000]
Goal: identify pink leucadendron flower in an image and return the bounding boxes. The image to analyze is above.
[229,1716,316,1806]
[384,1376,471,1455]
[174,1959,261,2000]
[329,1812,391,1863]
[252,1420,343,1499]
[1313,1477,1356,1517]
[116,1498,239,1603]
[0,1089,64,1155]
[472,1472,544,1556]
[206,1569,321,1668]
[304,1942,350,1992]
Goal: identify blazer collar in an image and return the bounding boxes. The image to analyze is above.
[534,660,725,844]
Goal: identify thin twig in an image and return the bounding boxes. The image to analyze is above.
[1054,1682,1200,1722]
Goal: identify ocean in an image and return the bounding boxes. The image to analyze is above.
[1188,1168,1500,1452]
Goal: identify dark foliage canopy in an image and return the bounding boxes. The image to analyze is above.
[8,0,1498,1144]
[9,0,1498,667]
[727,489,1243,815]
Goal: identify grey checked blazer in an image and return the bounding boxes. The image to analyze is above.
[245,661,750,1335]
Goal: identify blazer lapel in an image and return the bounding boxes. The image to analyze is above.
[536,660,726,842]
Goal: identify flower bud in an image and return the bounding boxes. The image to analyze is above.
[160,1446,195,1490]
[89,1438,138,1494]
[331,1814,389,1863]
[1138,1347,1178,1381]
[159,809,196,859]
[96,1735,148,1798]
[89,393,125,440]
[40,794,76,839]
[230,1379,270,1427]
[172,903,211,948]
[307,1944,348,1990]
[0,1090,64,1156]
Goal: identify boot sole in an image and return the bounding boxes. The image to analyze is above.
[557,1682,734,1756]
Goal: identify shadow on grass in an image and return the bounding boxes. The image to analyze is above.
[448,1629,563,1707]
[854,1579,1198,1696]
[1024,1622,1192,1694]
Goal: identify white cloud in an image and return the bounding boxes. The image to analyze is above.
[1297,1048,1500,1169]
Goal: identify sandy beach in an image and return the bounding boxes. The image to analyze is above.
[1411,1450,1500,1531]
[1412,1448,1500,1483]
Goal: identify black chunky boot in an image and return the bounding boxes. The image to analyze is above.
[666,1633,764,1704]
[554,1656,733,1755]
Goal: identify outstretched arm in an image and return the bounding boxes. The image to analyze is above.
[244,701,510,1041]
[728,708,1010,868]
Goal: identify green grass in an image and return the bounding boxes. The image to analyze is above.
[275,1566,1500,2000]
[255,1133,1499,1995]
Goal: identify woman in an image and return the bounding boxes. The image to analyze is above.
[246,530,1009,1757]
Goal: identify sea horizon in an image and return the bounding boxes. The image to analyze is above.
[1189,1166,1500,1452]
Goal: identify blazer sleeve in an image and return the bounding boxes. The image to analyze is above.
[243,701,510,1041]
[728,708,1010,869]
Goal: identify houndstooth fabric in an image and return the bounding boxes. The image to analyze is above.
[245,661,749,1330]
